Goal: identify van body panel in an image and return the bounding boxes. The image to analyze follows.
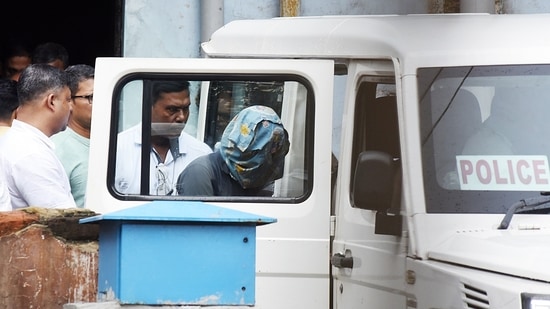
[203,14,550,71]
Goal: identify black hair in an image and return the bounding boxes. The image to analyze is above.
[0,79,19,121]
[2,43,32,79]
[65,64,94,95]
[151,80,190,105]
[32,42,69,69]
[17,64,70,104]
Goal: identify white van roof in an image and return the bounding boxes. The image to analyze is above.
[203,14,550,73]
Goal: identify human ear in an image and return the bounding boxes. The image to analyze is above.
[46,93,56,111]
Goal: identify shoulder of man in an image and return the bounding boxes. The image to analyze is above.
[179,131,213,154]
[116,123,142,148]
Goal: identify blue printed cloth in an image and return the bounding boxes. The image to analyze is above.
[219,105,290,189]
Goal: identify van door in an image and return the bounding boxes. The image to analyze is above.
[331,59,408,308]
[87,57,334,308]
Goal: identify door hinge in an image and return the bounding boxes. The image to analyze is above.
[330,215,336,237]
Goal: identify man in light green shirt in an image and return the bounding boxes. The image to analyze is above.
[52,64,94,208]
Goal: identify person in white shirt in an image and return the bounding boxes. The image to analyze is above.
[0,159,11,211]
[0,64,76,209]
[115,80,212,195]
[0,79,19,211]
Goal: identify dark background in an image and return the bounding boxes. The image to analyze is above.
[1,0,122,67]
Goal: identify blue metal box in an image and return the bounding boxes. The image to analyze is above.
[80,201,276,305]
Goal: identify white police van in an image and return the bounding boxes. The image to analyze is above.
[86,14,550,308]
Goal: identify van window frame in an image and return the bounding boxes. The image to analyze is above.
[106,72,315,204]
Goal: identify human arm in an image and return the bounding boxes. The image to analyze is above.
[0,179,11,211]
[10,154,76,209]
[68,162,88,207]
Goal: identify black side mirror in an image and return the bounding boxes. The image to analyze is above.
[352,151,395,211]
[352,150,402,236]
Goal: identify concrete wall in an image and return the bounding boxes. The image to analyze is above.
[0,208,99,308]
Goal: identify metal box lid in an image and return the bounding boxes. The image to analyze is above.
[79,200,276,225]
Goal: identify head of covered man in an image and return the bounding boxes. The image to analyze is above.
[219,105,290,189]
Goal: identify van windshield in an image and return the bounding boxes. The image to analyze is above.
[419,65,550,214]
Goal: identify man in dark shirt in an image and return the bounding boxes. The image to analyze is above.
[176,105,290,196]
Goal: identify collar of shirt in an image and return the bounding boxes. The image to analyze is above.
[12,119,55,150]
[131,123,189,162]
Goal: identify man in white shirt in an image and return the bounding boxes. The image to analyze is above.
[0,79,19,211]
[0,160,11,211]
[115,80,212,195]
[0,64,76,209]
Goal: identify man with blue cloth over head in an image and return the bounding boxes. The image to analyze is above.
[176,105,290,196]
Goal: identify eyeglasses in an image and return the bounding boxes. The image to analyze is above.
[155,163,174,195]
[72,93,93,104]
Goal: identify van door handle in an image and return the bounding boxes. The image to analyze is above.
[331,253,354,268]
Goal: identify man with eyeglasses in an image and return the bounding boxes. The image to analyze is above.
[115,80,212,195]
[51,64,94,208]
[0,64,75,209]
